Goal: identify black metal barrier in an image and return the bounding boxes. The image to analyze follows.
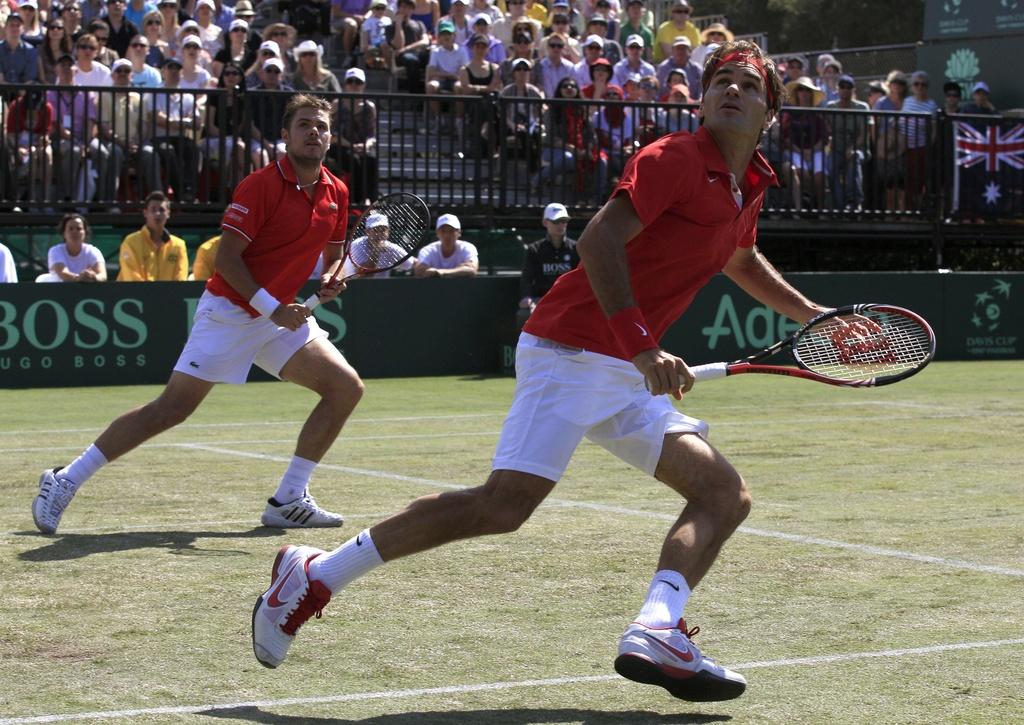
[2,83,1019,222]
[1,272,1019,389]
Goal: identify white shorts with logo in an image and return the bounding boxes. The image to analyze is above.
[491,333,710,482]
[172,291,328,384]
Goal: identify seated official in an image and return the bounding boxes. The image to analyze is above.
[117,191,189,281]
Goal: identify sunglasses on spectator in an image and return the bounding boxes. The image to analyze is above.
[271,30,289,37]
[223,69,242,75]
[561,84,578,90]
[265,68,282,74]
[64,5,81,10]
[131,41,148,47]
[838,82,853,89]
[78,44,98,50]
[146,18,162,24]
[548,42,564,48]
[231,26,246,31]
[113,68,131,74]
[913,81,928,87]
[49,24,64,30]
[672,8,690,13]
[639,81,655,89]
[345,78,364,84]
[261,49,276,55]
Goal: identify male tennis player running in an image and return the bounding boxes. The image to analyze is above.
[33,94,361,534]
[253,42,828,702]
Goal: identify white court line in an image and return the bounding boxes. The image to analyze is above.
[2,637,1022,724]
[183,444,1024,579]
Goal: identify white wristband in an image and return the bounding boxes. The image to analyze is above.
[249,288,280,318]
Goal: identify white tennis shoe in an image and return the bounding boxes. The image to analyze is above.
[260,492,344,528]
[614,619,747,702]
[252,544,330,668]
[32,467,77,535]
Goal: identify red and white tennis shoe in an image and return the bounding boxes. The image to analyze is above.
[252,544,331,668]
[614,619,747,702]
[260,492,344,528]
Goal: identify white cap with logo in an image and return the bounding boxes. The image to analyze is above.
[543,203,570,221]
[436,213,461,230]
[365,212,389,229]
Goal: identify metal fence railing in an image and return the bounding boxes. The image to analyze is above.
[1,83,1020,224]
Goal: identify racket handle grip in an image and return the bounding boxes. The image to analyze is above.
[690,362,728,381]
[302,292,321,310]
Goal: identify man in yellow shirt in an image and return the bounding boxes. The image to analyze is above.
[116,191,190,281]
[653,0,699,63]
[190,234,220,281]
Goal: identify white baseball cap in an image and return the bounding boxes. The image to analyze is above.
[543,203,570,221]
[344,67,366,82]
[111,57,133,71]
[365,212,389,229]
[436,213,461,230]
[625,34,644,47]
[194,0,215,11]
[262,57,284,71]
[229,18,249,31]
[259,39,281,56]
[585,34,604,47]
[472,13,491,25]
[182,35,202,48]
[672,35,691,48]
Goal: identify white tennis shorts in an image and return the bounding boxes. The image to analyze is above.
[491,333,709,482]
[172,291,328,384]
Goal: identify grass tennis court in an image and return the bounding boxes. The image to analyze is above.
[2,361,1022,724]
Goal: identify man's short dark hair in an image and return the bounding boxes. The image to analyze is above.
[281,93,333,132]
[144,191,169,207]
[87,18,110,33]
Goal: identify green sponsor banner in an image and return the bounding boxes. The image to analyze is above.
[924,0,1024,40]
[918,36,1024,110]
[0,273,1018,389]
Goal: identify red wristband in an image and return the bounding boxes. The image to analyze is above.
[608,307,658,360]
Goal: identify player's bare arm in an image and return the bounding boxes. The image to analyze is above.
[215,228,311,331]
[318,241,346,301]
[577,194,692,398]
[722,244,828,324]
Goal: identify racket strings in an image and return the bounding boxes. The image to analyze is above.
[795,311,933,381]
[348,195,428,273]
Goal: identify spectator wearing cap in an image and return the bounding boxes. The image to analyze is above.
[655,34,698,100]
[48,49,98,202]
[192,0,223,56]
[618,0,651,60]
[91,56,139,202]
[534,29,574,97]
[542,12,581,62]
[245,38,280,87]
[961,81,998,116]
[499,29,536,84]
[468,0,501,25]
[653,0,696,63]
[582,15,620,63]
[591,82,633,188]
[780,75,828,214]
[572,33,601,86]
[125,0,159,32]
[103,0,140,57]
[73,31,112,85]
[342,214,417,278]
[580,54,610,98]
[518,202,579,323]
[814,52,837,84]
[140,55,202,198]
[387,0,430,94]
[500,56,543,171]
[360,0,392,69]
[260,23,298,72]
[17,0,44,46]
[587,0,618,39]
[36,16,72,84]
[825,73,871,212]
[547,0,585,37]
[250,56,294,159]
[469,12,504,64]
[690,19,730,68]
[866,79,885,109]
[409,0,440,36]
[330,0,370,65]
[781,54,806,84]
[415,214,479,278]
[178,33,213,86]
[211,17,252,78]
[440,0,474,46]
[125,32,162,86]
[336,66,379,204]
[426,20,467,100]
[292,40,341,93]
[1,12,40,83]
[611,32,651,87]
[900,70,938,210]
[493,0,537,51]
[942,81,961,115]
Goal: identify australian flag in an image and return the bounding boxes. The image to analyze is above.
[954,120,1024,217]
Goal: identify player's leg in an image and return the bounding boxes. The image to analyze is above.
[32,372,215,534]
[257,334,363,528]
[252,335,588,667]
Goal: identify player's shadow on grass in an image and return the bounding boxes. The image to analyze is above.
[16,527,284,561]
[201,706,731,724]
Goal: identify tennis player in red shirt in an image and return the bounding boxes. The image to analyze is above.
[34,94,362,534]
[253,42,827,702]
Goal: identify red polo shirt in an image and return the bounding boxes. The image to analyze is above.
[524,126,777,359]
[208,155,349,316]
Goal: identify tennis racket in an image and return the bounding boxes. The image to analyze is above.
[690,304,936,387]
[303,192,430,310]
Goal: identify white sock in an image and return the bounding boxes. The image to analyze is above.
[635,569,691,629]
[59,444,108,490]
[272,455,317,504]
[308,528,384,595]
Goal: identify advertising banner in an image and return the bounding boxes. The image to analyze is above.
[924,0,1024,40]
